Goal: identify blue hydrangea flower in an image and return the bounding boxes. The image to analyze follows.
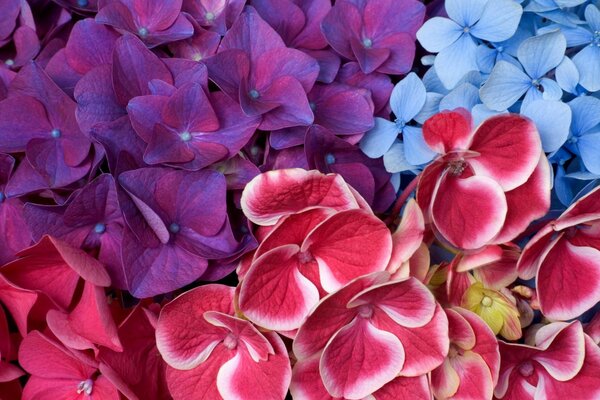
[479,30,566,111]
[569,5,600,91]
[521,100,572,152]
[417,0,523,89]
[565,96,600,174]
[555,57,589,96]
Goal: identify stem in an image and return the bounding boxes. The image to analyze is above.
[385,175,420,226]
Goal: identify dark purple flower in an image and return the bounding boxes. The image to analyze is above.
[182,0,245,35]
[336,61,393,117]
[0,62,93,192]
[0,26,40,70]
[305,127,395,213]
[96,0,193,48]
[205,7,319,131]
[0,0,21,46]
[118,167,250,297]
[321,0,425,75]
[0,154,32,265]
[46,18,119,95]
[127,81,260,169]
[270,82,375,149]
[24,174,127,288]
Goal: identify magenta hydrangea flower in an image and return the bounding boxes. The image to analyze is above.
[321,0,425,75]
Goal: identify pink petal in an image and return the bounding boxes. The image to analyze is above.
[448,351,495,399]
[320,318,405,399]
[303,209,392,292]
[431,359,460,399]
[431,172,507,250]
[373,374,432,400]
[491,155,551,244]
[537,238,600,320]
[469,114,541,191]
[240,169,359,226]
[422,108,473,154]
[372,304,449,376]
[445,308,476,350]
[216,332,291,400]
[559,185,600,223]
[348,277,436,328]
[293,272,390,360]
[533,322,585,381]
[156,285,234,369]
[386,199,425,274]
[0,274,37,336]
[516,226,554,280]
[290,353,334,400]
[238,245,320,331]
[166,344,234,400]
[455,246,504,273]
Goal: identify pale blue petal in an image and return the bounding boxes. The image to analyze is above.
[471,0,523,42]
[445,0,487,27]
[500,26,532,57]
[555,57,580,93]
[476,45,497,74]
[534,10,583,27]
[585,4,600,32]
[472,104,504,126]
[414,93,444,124]
[521,85,544,109]
[360,118,398,158]
[551,26,594,47]
[540,78,563,101]
[434,33,479,90]
[555,164,575,206]
[479,60,531,111]
[496,52,521,69]
[578,132,600,174]
[517,31,567,79]
[458,71,484,87]
[416,17,463,53]
[572,45,600,92]
[384,142,414,173]
[421,55,435,66]
[422,67,448,94]
[390,172,401,192]
[390,73,427,122]
[569,96,600,135]
[566,169,600,180]
[403,126,437,166]
[440,83,480,111]
[555,0,587,7]
[521,100,572,152]
[524,0,556,12]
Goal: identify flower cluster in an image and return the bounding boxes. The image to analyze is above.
[1,0,600,399]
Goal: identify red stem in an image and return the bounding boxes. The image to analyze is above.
[385,175,420,226]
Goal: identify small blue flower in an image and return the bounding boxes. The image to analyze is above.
[417,0,523,89]
[480,30,566,111]
[565,96,600,174]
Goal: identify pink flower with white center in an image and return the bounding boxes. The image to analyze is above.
[518,185,600,320]
[431,307,500,400]
[416,109,550,250]
[155,284,291,400]
[496,322,600,399]
[238,169,392,332]
[293,272,448,399]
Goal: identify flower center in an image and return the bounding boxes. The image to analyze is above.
[362,38,373,48]
[358,304,373,319]
[138,27,149,37]
[309,101,316,111]
[180,131,192,142]
[51,128,61,138]
[192,53,202,62]
[4,59,14,67]
[298,250,315,264]
[77,0,88,6]
[205,12,216,21]
[169,223,180,234]
[248,89,260,100]
[223,333,238,349]
[394,118,406,132]
[496,45,504,53]
[519,362,534,377]
[481,295,493,307]
[591,31,600,47]
[447,159,467,176]
[76,379,94,396]
[94,223,106,234]
[463,26,471,33]
[448,344,464,358]
[325,153,336,165]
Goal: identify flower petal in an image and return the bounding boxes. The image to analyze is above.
[422,108,473,154]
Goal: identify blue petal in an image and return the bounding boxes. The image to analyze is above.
[554,164,575,206]
[422,68,448,94]
[479,60,531,111]
[416,17,463,53]
[517,31,566,79]
[551,25,594,47]
[569,96,600,135]
[586,4,600,32]
[471,104,504,126]
[384,142,414,173]
[556,0,588,7]
[390,172,401,192]
[524,0,557,12]
[434,33,479,90]
[578,132,600,174]
[440,83,480,111]
[572,45,600,92]
[359,118,398,158]
[540,78,563,101]
[414,93,444,124]
[521,100,572,152]
[476,45,497,74]
[555,57,580,94]
[402,126,437,166]
[390,73,427,122]
[471,0,523,42]
[444,0,487,27]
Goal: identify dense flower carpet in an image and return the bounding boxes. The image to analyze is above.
[0,0,600,399]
